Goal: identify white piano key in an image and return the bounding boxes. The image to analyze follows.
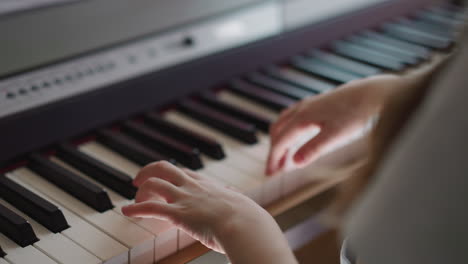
[79,142,141,177]
[164,111,282,206]
[0,199,101,264]
[10,168,155,264]
[50,156,179,263]
[5,173,129,264]
[77,143,183,259]
[0,233,57,264]
[217,90,280,121]
[199,156,262,203]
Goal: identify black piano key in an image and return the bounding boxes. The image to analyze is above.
[415,10,461,29]
[361,30,431,59]
[264,66,335,93]
[143,113,225,160]
[122,121,203,170]
[56,143,137,199]
[246,72,316,100]
[290,56,361,84]
[0,175,69,233]
[97,129,176,166]
[398,17,456,38]
[348,35,420,65]
[229,79,295,111]
[0,244,5,258]
[178,99,258,145]
[426,5,467,22]
[28,154,113,213]
[401,16,458,37]
[0,202,38,247]
[333,41,406,71]
[198,92,272,133]
[307,50,382,77]
[382,22,453,50]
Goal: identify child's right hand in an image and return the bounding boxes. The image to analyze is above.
[266,74,405,176]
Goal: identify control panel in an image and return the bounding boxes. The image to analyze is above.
[0,2,281,118]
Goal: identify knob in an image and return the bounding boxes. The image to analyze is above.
[182,36,195,47]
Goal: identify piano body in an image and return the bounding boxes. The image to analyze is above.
[0,0,464,263]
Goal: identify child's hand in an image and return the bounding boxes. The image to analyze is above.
[121,161,272,253]
[267,74,404,175]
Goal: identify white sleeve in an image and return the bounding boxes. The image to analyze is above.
[344,33,468,264]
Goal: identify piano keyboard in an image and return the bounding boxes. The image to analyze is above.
[0,2,466,264]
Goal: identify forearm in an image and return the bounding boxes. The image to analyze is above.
[216,209,298,264]
[373,57,450,111]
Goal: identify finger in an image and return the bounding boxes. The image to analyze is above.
[134,161,187,187]
[122,201,176,221]
[266,118,310,175]
[277,149,289,173]
[293,129,341,167]
[226,185,242,193]
[135,178,184,203]
[269,107,298,138]
[181,168,203,180]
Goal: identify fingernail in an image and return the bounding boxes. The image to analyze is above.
[132,180,139,187]
[294,152,305,164]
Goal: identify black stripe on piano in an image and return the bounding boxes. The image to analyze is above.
[97,129,176,167]
[381,22,453,50]
[122,121,203,170]
[245,72,315,100]
[228,79,295,111]
[56,143,137,199]
[264,66,335,93]
[0,175,69,233]
[306,49,382,77]
[290,56,361,84]
[143,113,225,160]
[198,92,272,133]
[347,35,421,65]
[28,154,113,212]
[0,244,5,258]
[177,99,258,145]
[360,30,431,59]
[332,40,406,71]
[0,202,38,247]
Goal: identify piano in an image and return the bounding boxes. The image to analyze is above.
[0,0,465,263]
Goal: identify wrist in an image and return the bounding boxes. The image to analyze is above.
[215,209,297,264]
[213,200,271,242]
